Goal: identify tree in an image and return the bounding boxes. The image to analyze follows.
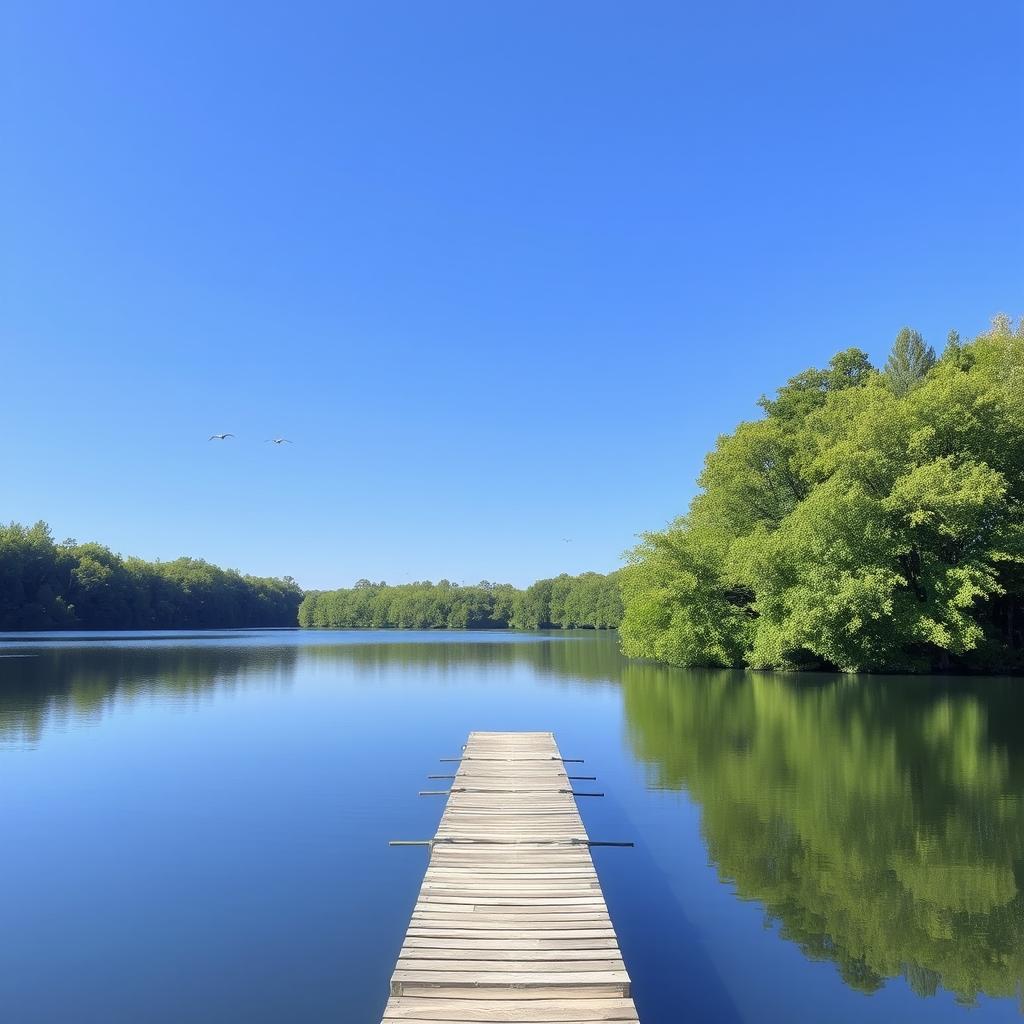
[621,318,1024,672]
[0,523,303,630]
[620,522,751,666]
[300,573,623,631]
[884,327,936,396]
[758,348,874,422]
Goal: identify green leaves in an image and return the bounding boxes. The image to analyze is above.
[297,572,623,631]
[622,319,1024,671]
[621,522,753,667]
[884,327,937,396]
[0,522,303,629]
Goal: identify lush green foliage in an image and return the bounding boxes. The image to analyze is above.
[622,317,1024,671]
[507,572,623,630]
[0,521,303,630]
[299,579,516,629]
[884,326,937,396]
[298,572,622,630]
[0,520,620,632]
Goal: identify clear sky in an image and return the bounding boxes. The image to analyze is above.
[3,1,1021,589]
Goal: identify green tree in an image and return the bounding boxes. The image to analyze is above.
[885,326,937,396]
[758,347,873,422]
[621,318,1024,672]
[0,522,303,630]
[301,572,623,631]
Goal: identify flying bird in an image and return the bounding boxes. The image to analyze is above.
[561,537,573,543]
[209,433,235,441]
[266,438,293,445]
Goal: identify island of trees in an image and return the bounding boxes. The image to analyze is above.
[298,572,622,630]
[621,316,1024,672]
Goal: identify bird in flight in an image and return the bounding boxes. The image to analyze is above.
[266,438,293,445]
[561,537,573,543]
[209,433,235,441]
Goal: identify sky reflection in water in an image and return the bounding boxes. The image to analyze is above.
[0,630,1020,1023]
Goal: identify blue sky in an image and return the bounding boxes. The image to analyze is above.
[3,1,1021,589]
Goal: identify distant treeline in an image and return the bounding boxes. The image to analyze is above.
[298,572,622,630]
[0,520,622,633]
[622,316,1024,672]
[0,521,303,630]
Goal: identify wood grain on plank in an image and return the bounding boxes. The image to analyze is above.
[380,732,638,1022]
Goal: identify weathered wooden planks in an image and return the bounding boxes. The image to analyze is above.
[380,731,639,1022]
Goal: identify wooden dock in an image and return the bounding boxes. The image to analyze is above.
[381,730,639,1022]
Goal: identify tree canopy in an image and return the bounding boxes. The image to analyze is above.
[621,317,1024,671]
[1,522,620,633]
[298,572,622,630]
[884,327,937,396]
[0,521,303,630]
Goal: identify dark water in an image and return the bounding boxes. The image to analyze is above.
[0,630,1021,1023]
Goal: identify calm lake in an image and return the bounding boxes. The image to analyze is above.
[0,629,1021,1022]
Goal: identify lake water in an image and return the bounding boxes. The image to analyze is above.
[0,629,1021,1022]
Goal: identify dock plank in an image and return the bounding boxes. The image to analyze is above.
[380,732,638,1022]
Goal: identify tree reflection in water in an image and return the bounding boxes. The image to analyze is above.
[3,632,1021,1008]
[623,665,1024,1007]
